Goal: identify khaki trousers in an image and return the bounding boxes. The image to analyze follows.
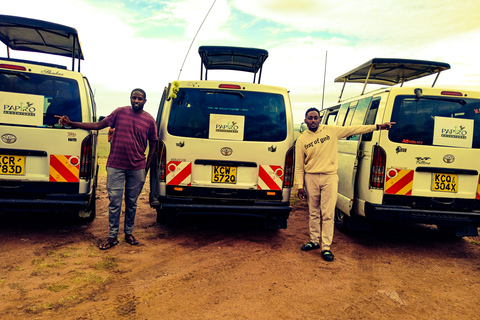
[304,173,338,251]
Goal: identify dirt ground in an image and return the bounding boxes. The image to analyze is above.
[1,175,480,320]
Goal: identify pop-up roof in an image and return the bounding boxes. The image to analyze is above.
[0,14,83,71]
[198,46,269,83]
[334,58,451,101]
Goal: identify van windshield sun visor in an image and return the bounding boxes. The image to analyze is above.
[334,58,451,86]
[198,46,268,83]
[0,14,84,71]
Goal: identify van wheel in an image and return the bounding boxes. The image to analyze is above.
[78,186,96,224]
[156,208,181,226]
[334,208,349,232]
[264,214,287,230]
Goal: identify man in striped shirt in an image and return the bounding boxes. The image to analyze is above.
[57,88,157,250]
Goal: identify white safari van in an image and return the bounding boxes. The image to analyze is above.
[0,15,98,222]
[327,58,480,237]
[150,46,294,229]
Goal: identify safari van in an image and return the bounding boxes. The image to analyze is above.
[327,58,480,237]
[0,15,98,222]
[149,46,294,229]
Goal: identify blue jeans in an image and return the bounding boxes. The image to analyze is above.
[106,167,146,238]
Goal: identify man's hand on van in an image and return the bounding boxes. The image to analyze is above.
[377,122,396,130]
[55,115,71,126]
[298,188,306,201]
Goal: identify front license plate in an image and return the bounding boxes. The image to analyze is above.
[432,173,458,193]
[212,165,237,184]
[0,154,25,175]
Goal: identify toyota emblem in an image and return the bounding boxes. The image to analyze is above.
[443,154,455,163]
[1,133,17,144]
[220,147,233,156]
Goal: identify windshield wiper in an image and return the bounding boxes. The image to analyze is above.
[0,70,30,80]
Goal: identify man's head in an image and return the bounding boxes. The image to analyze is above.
[131,88,147,112]
[304,107,321,132]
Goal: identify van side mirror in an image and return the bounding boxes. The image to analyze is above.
[98,116,106,121]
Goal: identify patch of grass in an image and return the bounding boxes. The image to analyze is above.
[83,272,106,283]
[93,255,119,270]
[87,247,101,258]
[57,294,83,307]
[43,302,54,310]
[47,283,69,292]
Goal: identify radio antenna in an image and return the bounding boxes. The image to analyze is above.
[322,50,327,109]
[177,0,217,80]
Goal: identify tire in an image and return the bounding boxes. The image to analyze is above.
[334,208,349,232]
[264,213,288,230]
[156,208,181,226]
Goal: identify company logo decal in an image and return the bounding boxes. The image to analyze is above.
[216,121,239,134]
[440,125,468,139]
[415,157,431,165]
[396,146,407,154]
[3,102,36,116]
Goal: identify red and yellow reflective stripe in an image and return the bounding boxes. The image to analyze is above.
[477,176,480,200]
[166,161,192,186]
[258,165,283,190]
[49,155,79,182]
[384,168,413,195]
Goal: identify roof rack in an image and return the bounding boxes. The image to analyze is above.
[198,46,268,84]
[334,58,451,102]
[0,14,83,72]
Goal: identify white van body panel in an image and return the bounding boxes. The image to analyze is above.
[333,84,480,236]
[0,16,98,221]
[151,79,294,229]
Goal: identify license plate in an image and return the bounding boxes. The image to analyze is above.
[432,173,457,193]
[0,154,25,175]
[212,165,237,184]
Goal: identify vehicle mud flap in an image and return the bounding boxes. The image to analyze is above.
[264,213,287,230]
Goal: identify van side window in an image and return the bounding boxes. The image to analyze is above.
[361,97,380,141]
[345,97,373,141]
[156,88,167,132]
[335,102,350,126]
[324,107,339,125]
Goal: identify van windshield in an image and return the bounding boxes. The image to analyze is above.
[0,71,81,127]
[167,88,287,141]
[389,95,480,148]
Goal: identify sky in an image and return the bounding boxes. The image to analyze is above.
[3,0,480,125]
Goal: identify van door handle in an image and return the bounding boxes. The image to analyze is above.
[357,150,365,158]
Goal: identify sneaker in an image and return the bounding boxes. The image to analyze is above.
[321,250,335,262]
[301,241,320,251]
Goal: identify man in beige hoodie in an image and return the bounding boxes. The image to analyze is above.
[295,107,394,261]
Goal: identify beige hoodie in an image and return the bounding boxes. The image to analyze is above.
[294,124,376,188]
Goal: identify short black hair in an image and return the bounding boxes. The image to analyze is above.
[305,107,320,118]
[131,88,146,99]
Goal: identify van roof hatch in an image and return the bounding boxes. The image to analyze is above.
[334,58,451,101]
[0,14,83,72]
[198,46,268,84]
